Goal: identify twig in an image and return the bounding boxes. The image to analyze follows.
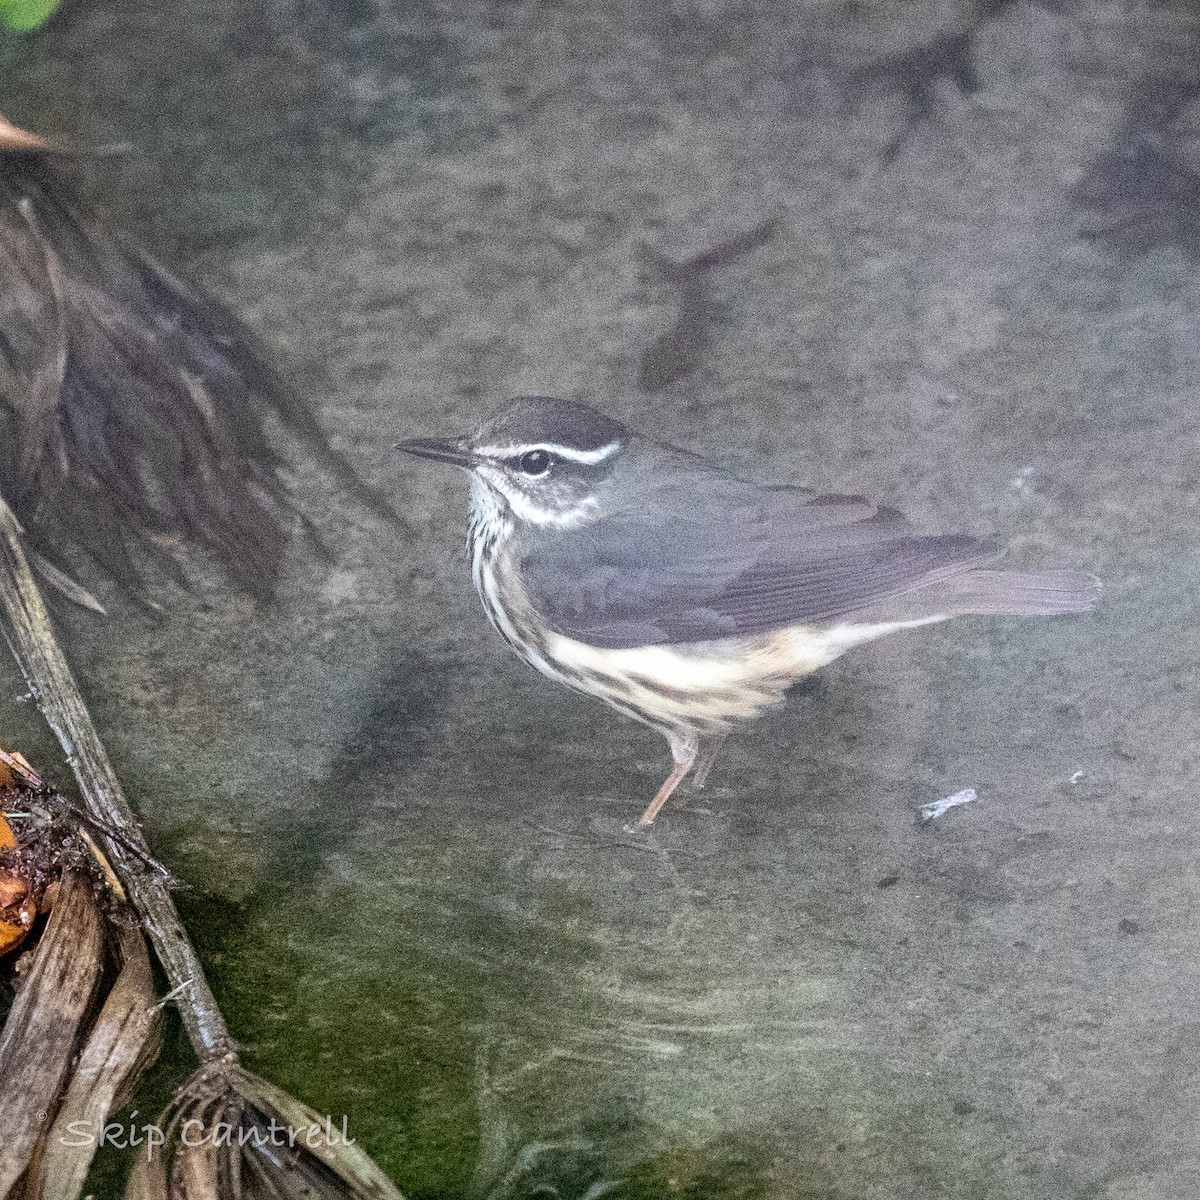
[0,497,235,1062]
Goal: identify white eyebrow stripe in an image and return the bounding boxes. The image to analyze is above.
[475,440,623,465]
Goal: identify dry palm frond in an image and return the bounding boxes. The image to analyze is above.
[0,504,407,1200]
[33,926,164,1200]
[0,115,409,1200]
[0,128,397,604]
[124,1062,403,1200]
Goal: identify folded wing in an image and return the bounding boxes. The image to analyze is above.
[520,473,1002,649]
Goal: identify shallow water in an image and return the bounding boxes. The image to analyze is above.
[2,2,1199,1196]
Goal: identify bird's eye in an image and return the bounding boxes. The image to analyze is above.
[518,449,552,476]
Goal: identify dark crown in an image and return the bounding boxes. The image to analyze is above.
[475,396,631,451]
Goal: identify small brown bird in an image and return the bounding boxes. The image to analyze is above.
[400,398,1098,829]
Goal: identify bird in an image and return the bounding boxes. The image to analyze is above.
[398,397,1098,830]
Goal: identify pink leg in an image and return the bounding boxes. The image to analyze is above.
[630,733,698,830]
[691,735,727,790]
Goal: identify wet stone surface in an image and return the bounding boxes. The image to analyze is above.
[2,2,1200,1197]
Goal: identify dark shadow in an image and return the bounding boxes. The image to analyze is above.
[1072,72,1200,259]
[248,650,448,887]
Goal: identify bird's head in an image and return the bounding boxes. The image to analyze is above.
[398,396,633,529]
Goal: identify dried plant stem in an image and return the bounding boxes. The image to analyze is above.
[0,497,234,1063]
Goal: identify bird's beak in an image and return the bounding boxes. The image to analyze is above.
[395,436,482,469]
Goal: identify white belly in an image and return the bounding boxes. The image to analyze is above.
[542,614,947,734]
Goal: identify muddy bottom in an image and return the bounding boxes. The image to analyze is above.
[2,2,1197,1197]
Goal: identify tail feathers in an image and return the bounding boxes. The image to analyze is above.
[934,568,1100,617]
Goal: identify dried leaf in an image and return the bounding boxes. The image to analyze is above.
[0,153,401,604]
[0,913,33,956]
[235,1068,404,1200]
[30,551,106,614]
[13,194,69,487]
[124,1149,169,1200]
[0,116,52,154]
[169,1135,223,1200]
[0,870,34,957]
[0,748,40,791]
[0,792,32,954]
[77,826,127,902]
[32,927,163,1200]
[0,868,105,1197]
